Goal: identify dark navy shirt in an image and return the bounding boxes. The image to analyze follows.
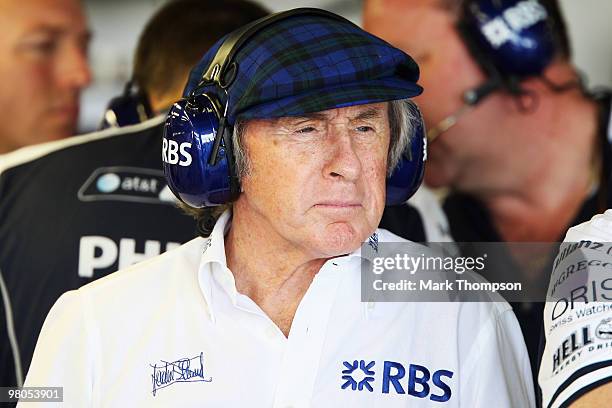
[0,117,197,388]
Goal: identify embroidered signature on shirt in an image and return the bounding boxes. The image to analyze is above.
[150,352,212,396]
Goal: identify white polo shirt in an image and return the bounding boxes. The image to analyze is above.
[23,211,534,407]
[539,210,612,408]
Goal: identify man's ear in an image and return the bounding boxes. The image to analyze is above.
[518,61,580,103]
[542,61,581,87]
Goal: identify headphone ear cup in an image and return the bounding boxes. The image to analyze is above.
[386,116,426,206]
[99,88,153,130]
[163,94,236,207]
[458,0,556,79]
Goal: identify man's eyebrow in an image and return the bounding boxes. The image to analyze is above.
[275,107,383,125]
[21,25,91,39]
[284,112,329,122]
[351,107,384,121]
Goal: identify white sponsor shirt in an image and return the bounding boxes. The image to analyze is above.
[540,210,612,408]
[23,211,534,407]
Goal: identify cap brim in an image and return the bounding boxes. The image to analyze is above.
[236,78,423,121]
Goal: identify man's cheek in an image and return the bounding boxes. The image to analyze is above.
[362,164,386,201]
[370,157,388,181]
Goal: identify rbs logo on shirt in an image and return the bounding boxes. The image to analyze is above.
[162,139,192,166]
[342,359,453,402]
[382,361,453,402]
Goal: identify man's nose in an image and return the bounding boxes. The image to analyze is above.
[56,41,92,90]
[324,128,362,182]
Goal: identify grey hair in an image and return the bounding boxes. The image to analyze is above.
[387,98,420,176]
[231,120,251,179]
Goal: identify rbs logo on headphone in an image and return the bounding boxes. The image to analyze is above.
[481,0,548,49]
[162,139,192,166]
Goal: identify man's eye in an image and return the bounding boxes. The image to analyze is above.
[20,39,58,58]
[356,126,374,133]
[295,126,316,134]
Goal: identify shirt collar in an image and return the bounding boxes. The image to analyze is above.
[345,231,380,264]
[201,209,231,266]
[197,210,381,322]
[197,209,235,323]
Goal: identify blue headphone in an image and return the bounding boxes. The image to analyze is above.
[162,8,426,209]
[99,80,154,130]
[457,0,560,105]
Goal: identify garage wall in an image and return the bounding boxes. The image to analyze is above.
[559,0,612,89]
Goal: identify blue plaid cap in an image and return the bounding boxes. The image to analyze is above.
[184,10,422,124]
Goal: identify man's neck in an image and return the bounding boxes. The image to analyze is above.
[225,203,327,337]
[480,93,600,242]
[484,187,591,242]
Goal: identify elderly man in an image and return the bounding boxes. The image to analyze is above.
[23,9,533,407]
[0,0,91,153]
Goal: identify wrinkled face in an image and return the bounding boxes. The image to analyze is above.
[237,103,390,258]
[364,0,493,189]
[0,0,92,153]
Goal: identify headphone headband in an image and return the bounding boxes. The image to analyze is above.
[200,8,356,88]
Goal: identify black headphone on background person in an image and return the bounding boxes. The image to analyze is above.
[457,0,560,106]
[98,80,154,130]
[428,0,572,140]
[162,8,427,209]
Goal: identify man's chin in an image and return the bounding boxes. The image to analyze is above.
[316,222,368,257]
[34,122,76,145]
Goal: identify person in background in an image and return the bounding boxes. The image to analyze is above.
[364,0,611,390]
[540,211,612,407]
[0,0,268,389]
[0,0,91,154]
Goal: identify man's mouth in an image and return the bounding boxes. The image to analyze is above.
[314,201,362,211]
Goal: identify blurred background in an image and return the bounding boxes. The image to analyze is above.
[81,0,612,132]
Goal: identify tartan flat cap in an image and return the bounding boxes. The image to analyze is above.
[183,8,422,124]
